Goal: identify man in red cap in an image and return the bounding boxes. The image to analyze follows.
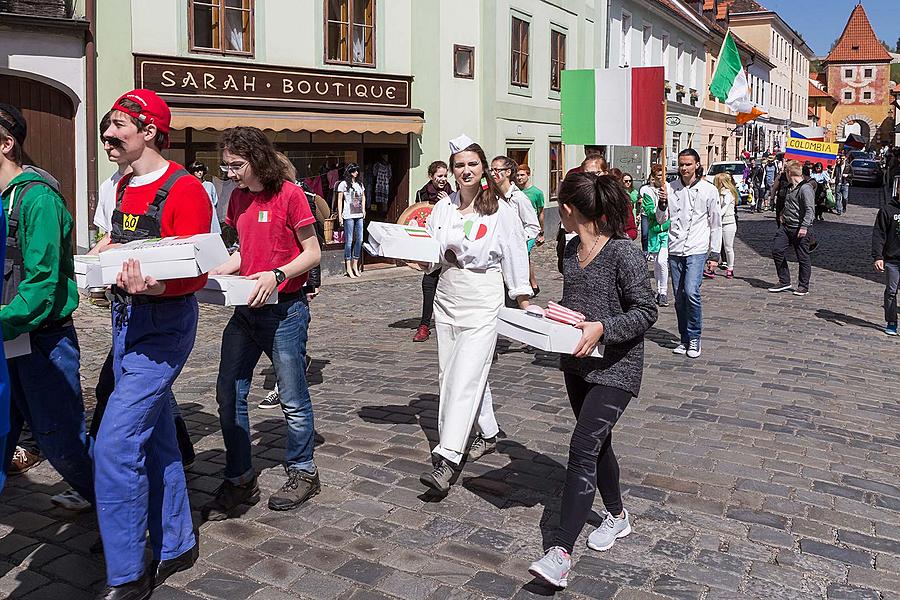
[93,89,211,599]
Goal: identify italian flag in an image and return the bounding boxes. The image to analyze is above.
[561,67,665,147]
[710,31,765,125]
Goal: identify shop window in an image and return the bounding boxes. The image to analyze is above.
[511,16,529,87]
[325,0,375,66]
[549,142,563,201]
[550,30,566,91]
[190,0,254,56]
[454,45,475,79]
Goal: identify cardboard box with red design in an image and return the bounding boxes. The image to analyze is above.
[497,307,604,357]
[98,233,229,285]
[364,222,441,264]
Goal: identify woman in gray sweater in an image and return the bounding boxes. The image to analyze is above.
[529,173,657,589]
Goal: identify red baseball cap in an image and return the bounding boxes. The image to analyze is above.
[111,89,172,135]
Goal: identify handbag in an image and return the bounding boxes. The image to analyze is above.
[825,186,835,210]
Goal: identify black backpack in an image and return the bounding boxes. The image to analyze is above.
[3,180,62,306]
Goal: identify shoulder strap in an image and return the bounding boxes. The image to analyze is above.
[150,168,190,209]
[115,173,135,209]
[8,180,56,241]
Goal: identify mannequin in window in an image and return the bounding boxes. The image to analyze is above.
[373,153,392,211]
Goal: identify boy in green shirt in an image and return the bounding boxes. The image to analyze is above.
[0,103,93,505]
[515,165,545,295]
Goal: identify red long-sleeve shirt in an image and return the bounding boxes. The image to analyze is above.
[116,161,213,296]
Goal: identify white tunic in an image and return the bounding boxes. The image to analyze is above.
[427,191,532,301]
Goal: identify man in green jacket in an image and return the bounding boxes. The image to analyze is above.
[0,103,94,504]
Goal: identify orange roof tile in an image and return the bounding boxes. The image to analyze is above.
[808,82,831,98]
[824,3,892,63]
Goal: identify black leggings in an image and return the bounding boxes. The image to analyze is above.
[420,269,441,327]
[555,373,632,553]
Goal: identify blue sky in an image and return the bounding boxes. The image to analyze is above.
[760,0,897,57]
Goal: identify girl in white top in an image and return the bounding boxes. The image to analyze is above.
[419,137,532,494]
[713,173,738,279]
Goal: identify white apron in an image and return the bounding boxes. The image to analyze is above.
[432,266,503,463]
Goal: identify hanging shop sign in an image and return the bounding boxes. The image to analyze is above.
[134,54,412,109]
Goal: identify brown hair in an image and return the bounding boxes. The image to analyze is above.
[608,168,624,182]
[220,127,290,194]
[558,172,629,239]
[0,108,23,165]
[517,164,531,175]
[115,99,168,149]
[275,152,297,183]
[581,155,608,173]
[449,143,501,216]
[650,164,664,177]
[427,160,448,178]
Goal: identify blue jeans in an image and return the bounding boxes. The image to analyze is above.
[640,216,649,253]
[95,297,198,586]
[344,217,364,260]
[3,324,94,503]
[838,183,849,214]
[216,297,315,483]
[669,253,706,344]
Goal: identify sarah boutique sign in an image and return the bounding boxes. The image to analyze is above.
[134,55,412,109]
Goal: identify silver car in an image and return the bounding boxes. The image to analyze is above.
[849,159,882,186]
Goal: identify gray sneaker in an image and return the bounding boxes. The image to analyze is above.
[467,433,496,461]
[420,458,455,493]
[528,546,571,588]
[686,339,702,359]
[587,509,632,551]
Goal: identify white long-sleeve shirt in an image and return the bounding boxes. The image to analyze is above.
[427,191,532,299]
[719,188,736,226]
[505,183,541,241]
[656,177,723,259]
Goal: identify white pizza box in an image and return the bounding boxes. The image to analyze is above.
[98,234,229,285]
[497,308,603,358]
[4,333,31,358]
[365,222,441,263]
[74,255,103,290]
[197,275,277,306]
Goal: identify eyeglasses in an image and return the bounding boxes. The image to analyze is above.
[623,179,633,183]
[101,136,123,148]
[219,161,248,175]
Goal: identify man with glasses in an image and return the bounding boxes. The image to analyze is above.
[93,89,211,599]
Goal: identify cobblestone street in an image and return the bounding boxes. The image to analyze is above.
[2,184,900,600]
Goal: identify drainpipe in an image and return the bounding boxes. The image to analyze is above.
[85,0,98,246]
[604,0,612,69]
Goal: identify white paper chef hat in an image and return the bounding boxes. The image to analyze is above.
[449,134,476,154]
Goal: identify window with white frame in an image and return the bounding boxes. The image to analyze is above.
[863,91,872,100]
[689,50,696,89]
[620,11,632,67]
[661,33,670,78]
[843,90,853,101]
[845,68,853,78]
[672,132,681,156]
[864,68,873,78]
[642,25,652,66]
[676,41,684,85]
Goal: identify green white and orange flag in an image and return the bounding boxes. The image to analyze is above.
[710,31,765,125]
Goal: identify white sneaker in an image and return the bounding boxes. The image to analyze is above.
[587,510,632,551]
[528,546,571,588]
[672,344,687,355]
[51,489,91,512]
[686,339,702,359]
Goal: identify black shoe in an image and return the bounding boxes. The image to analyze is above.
[268,468,320,511]
[201,477,260,521]
[531,286,540,298]
[96,570,152,600]
[154,542,199,587]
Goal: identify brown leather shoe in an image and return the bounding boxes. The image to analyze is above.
[8,446,43,476]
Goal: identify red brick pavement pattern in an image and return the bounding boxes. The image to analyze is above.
[2,185,899,599]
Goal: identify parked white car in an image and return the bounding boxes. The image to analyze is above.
[705,161,750,204]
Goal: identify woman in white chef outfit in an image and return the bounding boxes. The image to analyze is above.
[419,135,532,494]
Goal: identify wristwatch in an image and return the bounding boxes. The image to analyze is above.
[272,268,286,285]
